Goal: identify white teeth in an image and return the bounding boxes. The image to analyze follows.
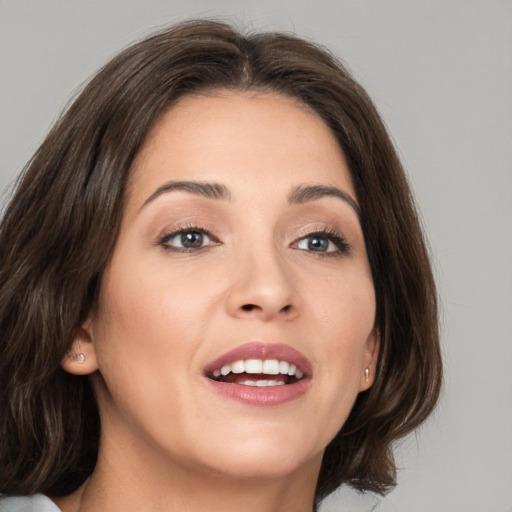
[231,360,245,374]
[279,361,290,374]
[262,359,280,375]
[255,380,285,387]
[240,379,286,387]
[245,359,263,374]
[212,359,304,380]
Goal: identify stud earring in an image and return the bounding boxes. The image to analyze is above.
[73,353,86,363]
[364,367,370,382]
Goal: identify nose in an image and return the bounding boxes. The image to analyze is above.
[224,245,300,322]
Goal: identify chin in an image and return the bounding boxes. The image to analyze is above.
[211,450,322,481]
[185,427,326,481]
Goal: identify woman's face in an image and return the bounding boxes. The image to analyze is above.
[71,91,378,481]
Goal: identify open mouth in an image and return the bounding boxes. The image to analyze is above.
[206,358,305,387]
[203,342,312,405]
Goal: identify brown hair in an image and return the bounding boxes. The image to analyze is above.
[0,19,442,504]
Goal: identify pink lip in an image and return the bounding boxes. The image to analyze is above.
[202,342,313,407]
[204,342,312,376]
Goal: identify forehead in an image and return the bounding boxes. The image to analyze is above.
[127,90,356,210]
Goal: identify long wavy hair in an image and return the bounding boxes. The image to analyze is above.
[0,19,442,505]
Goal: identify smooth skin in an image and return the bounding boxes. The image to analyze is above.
[59,91,379,512]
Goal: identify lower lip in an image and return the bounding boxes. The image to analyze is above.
[203,377,312,406]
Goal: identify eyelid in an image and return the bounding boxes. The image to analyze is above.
[157,223,220,251]
[292,225,350,255]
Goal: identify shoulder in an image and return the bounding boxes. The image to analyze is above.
[0,495,61,512]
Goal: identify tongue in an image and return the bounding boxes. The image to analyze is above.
[225,373,288,385]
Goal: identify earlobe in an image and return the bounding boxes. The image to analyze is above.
[359,329,380,391]
[61,324,99,375]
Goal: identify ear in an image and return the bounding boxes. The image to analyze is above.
[359,328,380,392]
[61,320,99,376]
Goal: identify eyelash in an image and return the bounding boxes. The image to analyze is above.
[293,228,350,257]
[158,224,219,252]
[157,225,350,256]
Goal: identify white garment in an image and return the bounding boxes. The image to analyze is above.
[0,495,60,512]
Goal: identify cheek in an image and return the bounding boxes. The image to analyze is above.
[308,261,376,342]
[304,268,376,429]
[90,270,202,444]
[96,257,210,341]
[326,279,375,377]
[91,257,225,399]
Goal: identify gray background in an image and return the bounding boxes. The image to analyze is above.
[1,1,511,511]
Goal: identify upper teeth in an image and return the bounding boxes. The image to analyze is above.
[212,359,304,379]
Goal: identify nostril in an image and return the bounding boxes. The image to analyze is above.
[240,303,293,314]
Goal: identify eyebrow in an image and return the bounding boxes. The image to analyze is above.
[288,184,361,217]
[141,180,360,217]
[142,181,231,208]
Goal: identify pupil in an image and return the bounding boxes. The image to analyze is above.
[308,237,328,251]
[182,231,203,248]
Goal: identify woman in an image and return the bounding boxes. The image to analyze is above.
[0,20,442,511]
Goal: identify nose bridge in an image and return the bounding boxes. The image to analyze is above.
[225,233,299,321]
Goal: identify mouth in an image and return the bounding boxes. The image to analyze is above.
[203,342,312,406]
[206,358,304,386]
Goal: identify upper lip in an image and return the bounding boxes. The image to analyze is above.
[203,342,312,378]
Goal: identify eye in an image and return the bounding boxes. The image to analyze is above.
[159,228,218,252]
[294,231,349,255]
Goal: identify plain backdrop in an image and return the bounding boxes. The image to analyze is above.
[1,1,511,511]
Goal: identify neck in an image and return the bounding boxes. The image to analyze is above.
[53,433,321,512]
